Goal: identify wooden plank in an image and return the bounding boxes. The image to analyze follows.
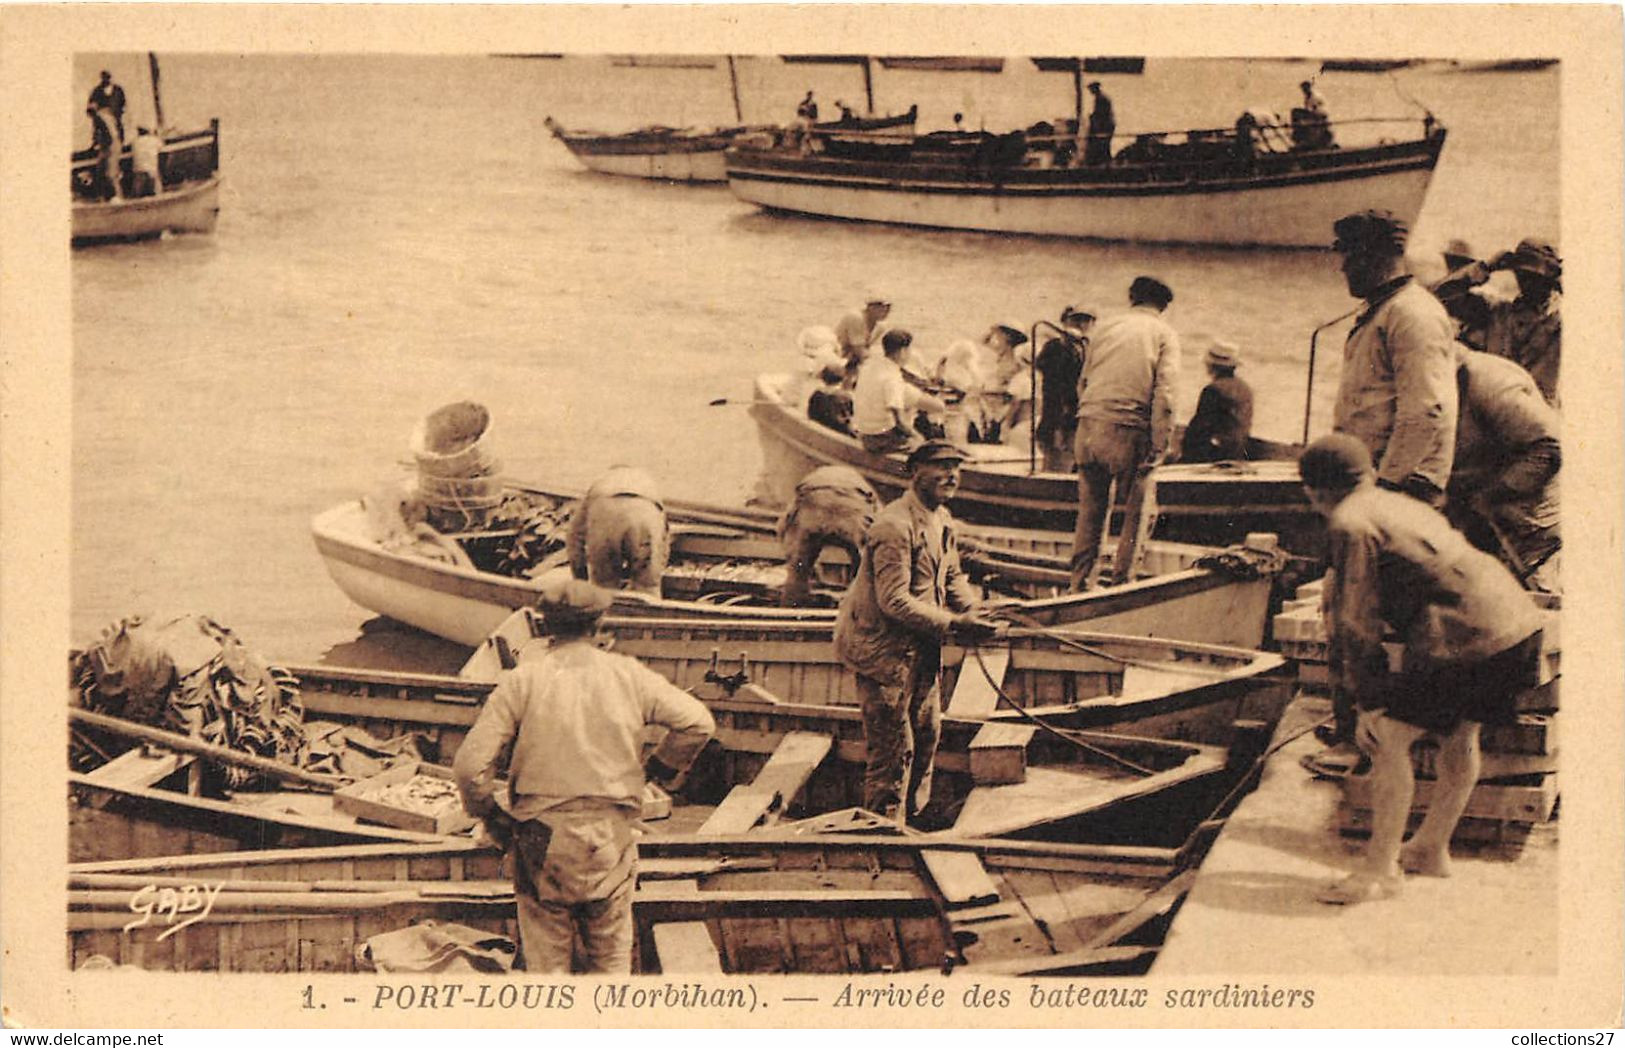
[948,647,1008,717]
[920,850,1000,909]
[1000,870,1084,953]
[968,722,1034,785]
[698,731,833,835]
[652,922,724,974]
[951,753,1222,838]
[1341,774,1558,823]
[84,747,196,789]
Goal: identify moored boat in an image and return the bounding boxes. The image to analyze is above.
[312,480,1282,649]
[749,372,1323,555]
[724,113,1446,247]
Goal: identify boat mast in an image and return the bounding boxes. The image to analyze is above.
[147,52,165,131]
[726,55,743,123]
[861,57,874,115]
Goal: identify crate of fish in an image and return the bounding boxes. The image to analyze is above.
[334,762,476,836]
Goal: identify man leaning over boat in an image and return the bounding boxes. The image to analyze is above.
[453,576,716,973]
[834,440,1005,826]
[567,466,670,597]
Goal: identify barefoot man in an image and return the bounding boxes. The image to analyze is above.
[1299,435,1545,904]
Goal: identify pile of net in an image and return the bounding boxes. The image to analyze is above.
[365,482,577,579]
[72,614,307,788]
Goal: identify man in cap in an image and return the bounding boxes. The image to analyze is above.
[1291,79,1335,150]
[1434,238,1492,344]
[1446,239,1562,408]
[1329,209,1458,510]
[1084,81,1116,166]
[1297,435,1544,904]
[453,576,716,971]
[1035,305,1096,472]
[777,464,879,607]
[834,293,893,380]
[1448,346,1562,593]
[1179,339,1254,463]
[1069,275,1181,591]
[834,440,1004,824]
[567,465,669,597]
[88,70,127,140]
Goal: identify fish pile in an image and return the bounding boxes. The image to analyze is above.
[358,774,463,819]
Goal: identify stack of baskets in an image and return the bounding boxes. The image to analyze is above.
[410,401,505,532]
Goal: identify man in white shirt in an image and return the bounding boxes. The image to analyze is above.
[853,328,937,454]
[453,577,715,972]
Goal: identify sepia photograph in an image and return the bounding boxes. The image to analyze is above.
[2,3,1621,1032]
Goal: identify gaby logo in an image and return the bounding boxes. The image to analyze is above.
[121,882,225,941]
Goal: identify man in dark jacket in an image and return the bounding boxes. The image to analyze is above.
[1179,340,1254,462]
[1084,82,1115,166]
[1035,305,1094,471]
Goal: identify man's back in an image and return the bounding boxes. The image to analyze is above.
[1077,307,1179,425]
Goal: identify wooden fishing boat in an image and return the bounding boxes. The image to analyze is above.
[749,372,1323,555]
[724,113,1446,247]
[312,483,1280,649]
[545,107,919,184]
[71,55,222,246]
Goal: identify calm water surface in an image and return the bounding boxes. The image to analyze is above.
[71,54,1559,666]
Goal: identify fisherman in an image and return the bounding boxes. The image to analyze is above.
[1084,81,1116,166]
[796,90,819,124]
[452,576,716,971]
[852,329,943,455]
[1297,435,1544,905]
[566,466,669,597]
[1179,340,1254,463]
[1448,346,1562,593]
[1069,275,1180,591]
[1035,305,1095,472]
[973,321,1033,444]
[1292,79,1335,150]
[86,104,122,202]
[1329,209,1458,510]
[1438,239,1562,408]
[833,440,1004,824]
[834,293,893,379]
[128,125,163,198]
[88,69,127,140]
[777,465,879,607]
[1435,238,1491,346]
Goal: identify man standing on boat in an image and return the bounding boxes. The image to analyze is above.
[1085,81,1116,166]
[88,70,127,140]
[86,104,122,202]
[834,293,892,378]
[1330,210,1458,511]
[1068,276,1180,591]
[778,464,879,608]
[566,466,669,597]
[453,576,716,972]
[1035,305,1095,472]
[834,440,1003,825]
[1297,435,1543,905]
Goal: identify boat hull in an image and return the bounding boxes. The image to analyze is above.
[570,148,731,183]
[726,131,1445,247]
[71,176,222,245]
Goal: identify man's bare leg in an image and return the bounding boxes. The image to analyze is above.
[1401,720,1481,877]
[1320,713,1422,904]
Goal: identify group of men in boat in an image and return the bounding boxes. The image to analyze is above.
[81,70,163,203]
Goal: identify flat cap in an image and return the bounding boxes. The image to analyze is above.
[1298,434,1373,490]
[906,440,969,469]
[1129,275,1174,308]
[536,575,615,629]
[1332,210,1409,254]
[1507,238,1561,280]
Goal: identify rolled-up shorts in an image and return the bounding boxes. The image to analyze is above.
[1381,631,1542,734]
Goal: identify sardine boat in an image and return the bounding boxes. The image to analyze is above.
[750,372,1323,555]
[724,113,1446,248]
[545,107,918,184]
[312,483,1282,649]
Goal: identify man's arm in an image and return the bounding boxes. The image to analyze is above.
[1378,303,1458,492]
[1148,327,1182,460]
[1325,523,1390,707]
[870,518,959,637]
[942,528,983,613]
[1478,383,1561,501]
[452,676,522,820]
[634,662,717,784]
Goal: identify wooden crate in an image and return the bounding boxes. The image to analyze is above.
[1340,773,1558,825]
[334,762,474,836]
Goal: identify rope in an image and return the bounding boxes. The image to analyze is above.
[970,646,1157,776]
[998,615,1253,680]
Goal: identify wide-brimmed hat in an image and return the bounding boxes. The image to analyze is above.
[991,322,1029,346]
[1506,238,1561,281]
[862,290,891,307]
[1206,340,1243,368]
[1061,303,1099,324]
[1332,210,1409,255]
[1298,434,1373,490]
[906,440,969,469]
[536,576,615,631]
[1442,238,1476,269]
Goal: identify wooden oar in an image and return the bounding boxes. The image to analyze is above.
[70,708,350,791]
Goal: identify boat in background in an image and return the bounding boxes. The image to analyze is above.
[71,55,221,246]
[724,112,1446,247]
[877,56,1005,73]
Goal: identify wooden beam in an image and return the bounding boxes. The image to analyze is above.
[698,731,833,834]
[83,747,195,789]
[948,647,1007,717]
[70,709,350,791]
[920,850,1000,908]
[653,921,725,973]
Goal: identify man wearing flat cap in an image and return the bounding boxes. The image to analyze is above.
[1433,237,1561,407]
[1179,339,1254,463]
[1069,275,1181,591]
[1035,305,1096,471]
[1329,209,1459,510]
[834,440,1004,824]
[454,576,715,972]
[1297,435,1544,905]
